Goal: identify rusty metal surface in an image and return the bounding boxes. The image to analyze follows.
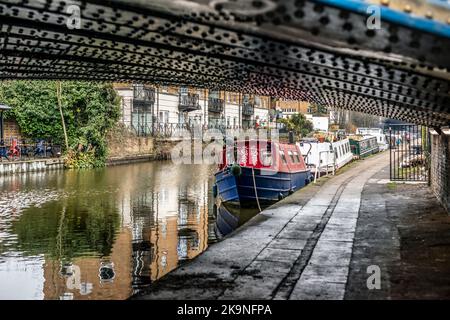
[0,0,449,126]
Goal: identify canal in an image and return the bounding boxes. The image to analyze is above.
[0,161,224,300]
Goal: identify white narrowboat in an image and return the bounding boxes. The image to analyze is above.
[332,138,354,169]
[298,138,353,179]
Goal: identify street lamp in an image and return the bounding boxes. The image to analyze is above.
[0,104,11,141]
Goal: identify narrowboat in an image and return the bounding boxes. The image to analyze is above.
[356,128,389,151]
[298,138,353,177]
[298,139,334,175]
[349,135,380,158]
[332,138,353,169]
[213,140,311,206]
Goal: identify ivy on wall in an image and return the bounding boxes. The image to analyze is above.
[0,81,121,168]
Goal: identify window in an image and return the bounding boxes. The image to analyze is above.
[254,96,261,107]
[159,111,169,123]
[179,86,188,95]
[209,90,220,99]
[288,151,296,163]
[294,151,301,163]
[280,149,287,164]
[261,150,273,166]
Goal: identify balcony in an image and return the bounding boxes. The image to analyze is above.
[179,93,201,112]
[208,98,224,113]
[133,85,155,111]
[242,102,254,116]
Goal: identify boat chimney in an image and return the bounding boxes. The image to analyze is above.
[288,131,295,144]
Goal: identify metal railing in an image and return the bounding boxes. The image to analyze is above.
[208,98,224,113]
[129,122,265,138]
[133,85,155,111]
[0,137,62,161]
[179,93,200,112]
[389,124,430,182]
[131,123,194,138]
[242,102,254,116]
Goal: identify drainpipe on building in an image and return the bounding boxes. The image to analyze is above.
[204,89,207,128]
[238,93,241,129]
[156,85,160,129]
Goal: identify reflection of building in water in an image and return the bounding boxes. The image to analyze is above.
[40,162,212,299]
[42,230,133,300]
[116,163,211,289]
[148,180,209,281]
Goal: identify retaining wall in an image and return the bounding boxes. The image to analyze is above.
[0,158,64,175]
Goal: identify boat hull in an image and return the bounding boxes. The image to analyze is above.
[215,167,311,206]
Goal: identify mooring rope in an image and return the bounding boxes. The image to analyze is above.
[252,167,262,213]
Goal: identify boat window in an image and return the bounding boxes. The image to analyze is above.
[288,151,296,163]
[294,151,301,163]
[260,150,273,166]
[226,147,234,165]
[280,149,287,164]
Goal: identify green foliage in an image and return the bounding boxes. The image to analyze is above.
[308,104,328,116]
[277,113,314,138]
[0,81,121,168]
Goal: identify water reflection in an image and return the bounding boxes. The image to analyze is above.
[0,161,217,300]
[214,204,262,238]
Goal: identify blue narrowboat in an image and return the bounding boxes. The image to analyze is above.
[213,140,311,206]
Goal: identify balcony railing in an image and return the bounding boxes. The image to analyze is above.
[208,98,224,113]
[179,93,201,112]
[133,85,155,111]
[242,102,254,116]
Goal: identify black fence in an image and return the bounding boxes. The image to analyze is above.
[130,122,266,138]
[388,124,430,182]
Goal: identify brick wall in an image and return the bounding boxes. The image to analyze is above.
[2,119,22,140]
[430,133,450,213]
[107,125,154,158]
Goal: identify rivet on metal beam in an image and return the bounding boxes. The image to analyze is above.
[404,5,412,14]
[380,0,390,7]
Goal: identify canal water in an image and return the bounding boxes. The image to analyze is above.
[0,161,226,300]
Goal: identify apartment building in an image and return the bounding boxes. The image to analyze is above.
[114,84,273,134]
[276,100,310,119]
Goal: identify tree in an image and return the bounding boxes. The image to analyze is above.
[0,80,121,168]
[277,113,314,138]
[309,104,328,116]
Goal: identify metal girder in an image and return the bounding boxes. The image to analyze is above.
[0,0,449,127]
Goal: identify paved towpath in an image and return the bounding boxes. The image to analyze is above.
[135,151,450,299]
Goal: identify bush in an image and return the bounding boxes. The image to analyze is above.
[0,81,121,168]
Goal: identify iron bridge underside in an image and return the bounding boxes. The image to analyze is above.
[0,0,450,127]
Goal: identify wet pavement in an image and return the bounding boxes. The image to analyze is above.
[136,152,450,300]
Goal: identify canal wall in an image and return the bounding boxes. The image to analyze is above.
[431,133,450,213]
[106,125,181,165]
[0,158,64,175]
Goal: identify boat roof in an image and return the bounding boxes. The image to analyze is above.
[349,134,376,141]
